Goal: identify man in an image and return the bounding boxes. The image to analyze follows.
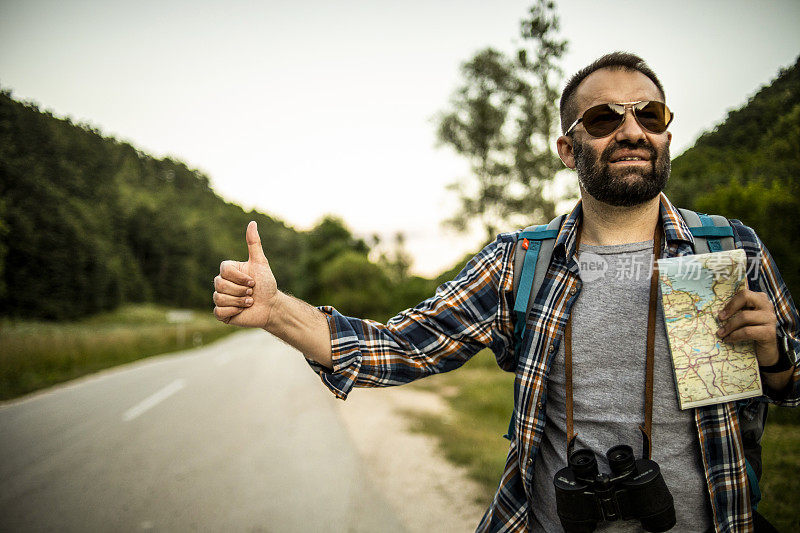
[212,53,798,532]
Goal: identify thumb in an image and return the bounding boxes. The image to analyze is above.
[246,221,268,263]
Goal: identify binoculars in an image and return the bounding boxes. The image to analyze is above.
[553,444,676,532]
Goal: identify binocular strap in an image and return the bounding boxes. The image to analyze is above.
[565,220,662,459]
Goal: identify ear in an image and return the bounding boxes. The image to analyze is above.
[667,131,672,146]
[557,135,577,170]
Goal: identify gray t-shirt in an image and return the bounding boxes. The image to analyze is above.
[529,241,712,532]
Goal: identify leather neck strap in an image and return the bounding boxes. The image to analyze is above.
[564,219,662,459]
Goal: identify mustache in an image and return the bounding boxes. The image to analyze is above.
[600,140,657,162]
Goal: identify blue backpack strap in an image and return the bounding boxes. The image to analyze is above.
[512,225,552,355]
[512,217,563,351]
[678,208,734,253]
[746,460,762,510]
[530,216,565,317]
[505,215,563,441]
[737,394,768,511]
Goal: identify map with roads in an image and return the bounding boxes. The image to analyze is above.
[658,249,762,409]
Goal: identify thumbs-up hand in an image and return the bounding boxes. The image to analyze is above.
[213,221,280,328]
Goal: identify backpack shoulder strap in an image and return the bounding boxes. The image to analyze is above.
[511,214,566,351]
[505,214,564,441]
[677,208,735,253]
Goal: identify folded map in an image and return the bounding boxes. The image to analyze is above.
[657,249,762,409]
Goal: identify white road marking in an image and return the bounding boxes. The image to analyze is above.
[123,379,186,421]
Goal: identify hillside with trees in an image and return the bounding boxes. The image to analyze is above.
[0,90,433,321]
[665,55,799,299]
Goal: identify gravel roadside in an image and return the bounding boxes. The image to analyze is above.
[335,386,487,533]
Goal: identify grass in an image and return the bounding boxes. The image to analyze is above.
[758,406,800,532]
[406,349,800,529]
[407,349,515,505]
[0,304,236,401]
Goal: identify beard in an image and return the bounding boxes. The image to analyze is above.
[573,138,671,207]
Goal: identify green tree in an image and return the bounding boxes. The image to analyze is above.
[0,197,8,299]
[378,232,412,283]
[376,232,439,314]
[297,216,370,305]
[436,0,567,239]
[318,251,392,321]
[694,179,799,302]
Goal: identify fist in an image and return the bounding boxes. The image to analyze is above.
[213,221,280,328]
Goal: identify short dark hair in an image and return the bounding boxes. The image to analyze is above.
[559,52,666,134]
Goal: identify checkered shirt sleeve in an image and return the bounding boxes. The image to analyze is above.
[304,233,518,400]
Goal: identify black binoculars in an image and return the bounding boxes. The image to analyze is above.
[553,444,676,532]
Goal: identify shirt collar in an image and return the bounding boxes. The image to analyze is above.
[555,193,695,264]
[555,199,582,264]
[659,193,695,245]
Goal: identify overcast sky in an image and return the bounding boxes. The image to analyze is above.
[2,0,799,276]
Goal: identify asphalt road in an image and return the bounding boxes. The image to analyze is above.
[0,330,406,532]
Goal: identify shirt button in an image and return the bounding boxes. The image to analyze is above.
[537,400,543,409]
[527,458,533,467]
[569,286,577,295]
[548,345,555,353]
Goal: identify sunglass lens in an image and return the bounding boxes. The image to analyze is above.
[635,101,671,133]
[582,104,623,137]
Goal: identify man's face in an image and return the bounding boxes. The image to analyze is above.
[560,69,672,207]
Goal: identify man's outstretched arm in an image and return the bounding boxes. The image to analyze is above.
[212,221,333,368]
[213,222,518,400]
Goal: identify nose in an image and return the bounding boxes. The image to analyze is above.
[613,107,646,143]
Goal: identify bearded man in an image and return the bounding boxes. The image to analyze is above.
[212,52,798,532]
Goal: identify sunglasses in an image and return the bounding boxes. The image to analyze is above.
[565,100,674,138]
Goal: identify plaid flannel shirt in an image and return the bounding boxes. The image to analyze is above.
[305,194,800,533]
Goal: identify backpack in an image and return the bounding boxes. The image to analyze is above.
[508,208,767,510]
